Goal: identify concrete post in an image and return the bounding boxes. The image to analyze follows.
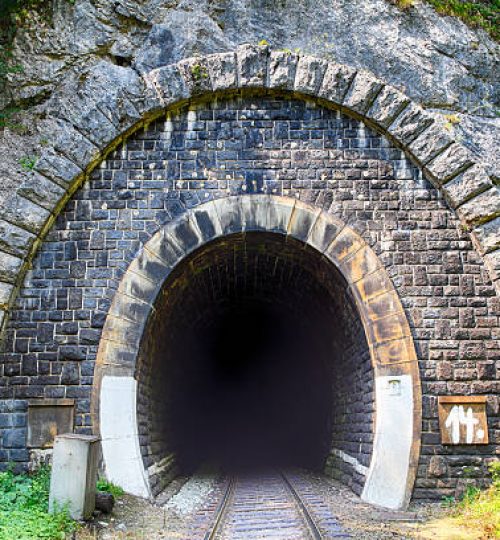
[49,433,100,520]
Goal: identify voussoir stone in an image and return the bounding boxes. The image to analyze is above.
[206,52,238,91]
[367,85,410,128]
[0,220,37,258]
[408,123,453,165]
[268,51,299,90]
[387,103,434,145]
[294,55,328,95]
[0,250,23,284]
[0,281,14,307]
[46,74,120,149]
[34,150,83,188]
[78,62,144,132]
[343,71,383,115]
[426,143,475,184]
[483,250,500,285]
[18,172,67,212]
[1,195,51,234]
[236,44,269,87]
[442,165,492,209]
[471,217,500,254]
[147,64,189,106]
[457,187,500,226]
[318,62,356,105]
[177,57,213,96]
[43,117,100,171]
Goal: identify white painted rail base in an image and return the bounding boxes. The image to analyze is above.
[362,375,414,509]
[100,376,150,498]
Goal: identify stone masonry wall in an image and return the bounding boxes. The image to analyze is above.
[0,93,498,499]
[327,293,373,496]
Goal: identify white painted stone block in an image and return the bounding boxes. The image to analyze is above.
[100,375,150,498]
[49,433,100,520]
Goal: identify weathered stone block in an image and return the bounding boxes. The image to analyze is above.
[294,55,328,95]
[307,213,343,253]
[343,71,383,115]
[236,44,269,87]
[177,57,212,96]
[119,266,161,304]
[428,456,448,478]
[367,85,409,128]
[61,362,80,385]
[325,227,364,264]
[409,124,453,165]
[339,245,381,284]
[457,187,500,226]
[241,195,269,231]
[442,165,492,209]
[213,197,243,235]
[76,63,144,134]
[50,94,119,150]
[3,428,26,449]
[287,203,320,242]
[471,217,500,254]
[1,195,50,235]
[388,103,434,145]
[147,229,184,267]
[0,282,13,306]
[45,118,100,171]
[0,220,36,258]
[192,201,223,242]
[425,143,474,184]
[171,215,203,254]
[34,151,82,188]
[133,248,171,284]
[371,336,417,365]
[316,62,355,105]
[0,250,23,283]
[483,250,500,285]
[206,52,238,91]
[267,196,295,235]
[146,64,188,106]
[268,51,298,89]
[18,172,67,212]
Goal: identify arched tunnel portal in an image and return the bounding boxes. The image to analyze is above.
[94,197,420,510]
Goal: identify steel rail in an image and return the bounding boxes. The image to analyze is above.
[203,477,234,540]
[280,471,324,540]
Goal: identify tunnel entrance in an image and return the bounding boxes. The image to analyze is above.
[136,231,374,495]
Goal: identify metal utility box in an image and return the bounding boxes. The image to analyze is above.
[49,433,100,520]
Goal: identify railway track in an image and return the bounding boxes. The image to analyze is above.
[202,470,349,540]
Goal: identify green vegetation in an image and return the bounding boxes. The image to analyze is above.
[19,155,37,170]
[190,63,209,81]
[0,465,77,540]
[392,0,499,41]
[452,462,500,538]
[96,478,124,499]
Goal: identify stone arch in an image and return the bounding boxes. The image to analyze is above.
[0,44,498,339]
[91,195,421,510]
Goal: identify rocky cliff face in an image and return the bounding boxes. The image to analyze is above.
[0,0,498,203]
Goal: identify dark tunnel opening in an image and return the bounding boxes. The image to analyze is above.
[136,232,374,495]
[172,300,333,473]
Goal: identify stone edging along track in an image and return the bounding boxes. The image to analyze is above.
[0,43,498,337]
